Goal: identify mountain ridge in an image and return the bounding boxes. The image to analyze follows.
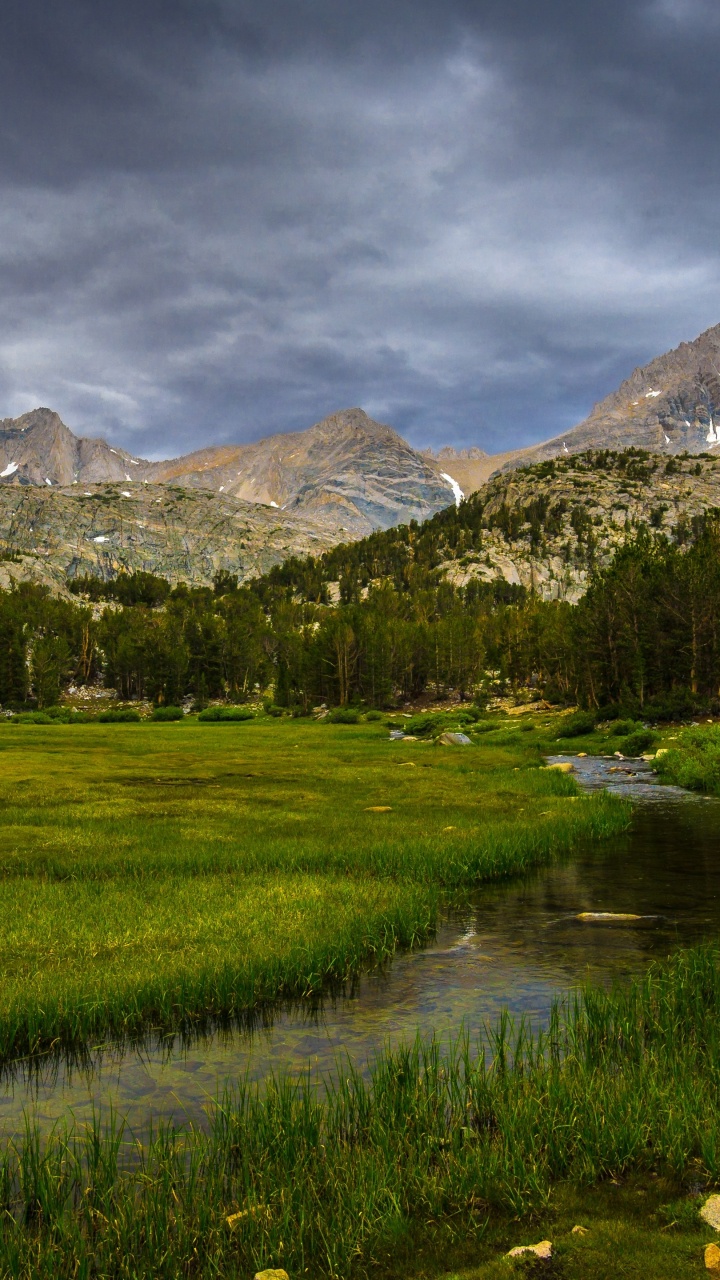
[0,407,460,538]
[435,322,720,494]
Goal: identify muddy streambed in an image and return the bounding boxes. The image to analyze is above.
[2,755,719,1138]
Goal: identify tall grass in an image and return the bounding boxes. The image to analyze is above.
[1,943,719,1278]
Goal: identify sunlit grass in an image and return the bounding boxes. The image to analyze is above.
[0,718,627,1057]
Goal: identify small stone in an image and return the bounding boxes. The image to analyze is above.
[705,1242,720,1272]
[543,761,574,773]
[507,1239,552,1260]
[576,751,587,757]
[576,911,642,922]
[254,1272,290,1280]
[364,805,392,812]
[701,1195,720,1231]
[571,1224,589,1236]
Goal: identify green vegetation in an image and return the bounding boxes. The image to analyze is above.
[555,710,597,738]
[1,942,718,1278]
[0,718,625,1061]
[3,454,720,715]
[655,724,720,793]
[196,705,255,721]
[150,704,184,721]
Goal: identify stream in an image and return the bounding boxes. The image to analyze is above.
[2,754,719,1139]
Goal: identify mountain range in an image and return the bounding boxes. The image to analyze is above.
[1,321,720,591]
[0,407,458,537]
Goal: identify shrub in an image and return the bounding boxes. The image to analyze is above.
[364,710,383,721]
[97,709,141,723]
[151,706,184,721]
[608,718,643,737]
[12,711,54,724]
[328,708,359,724]
[263,702,285,718]
[620,728,658,756]
[556,711,597,739]
[197,706,255,722]
[655,726,720,792]
[455,707,482,724]
[404,713,441,737]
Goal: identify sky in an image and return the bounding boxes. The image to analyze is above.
[1,0,720,460]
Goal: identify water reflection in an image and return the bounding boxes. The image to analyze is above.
[2,755,719,1138]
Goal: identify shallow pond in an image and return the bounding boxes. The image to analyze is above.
[2,755,719,1138]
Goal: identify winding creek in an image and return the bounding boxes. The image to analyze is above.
[2,754,720,1140]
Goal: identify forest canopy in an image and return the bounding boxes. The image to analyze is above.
[2,498,720,718]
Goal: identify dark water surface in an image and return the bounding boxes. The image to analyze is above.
[2,755,719,1137]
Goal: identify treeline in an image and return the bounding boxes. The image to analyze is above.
[3,500,720,716]
[251,447,714,602]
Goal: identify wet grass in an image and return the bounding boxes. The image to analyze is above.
[0,942,718,1277]
[0,718,626,1060]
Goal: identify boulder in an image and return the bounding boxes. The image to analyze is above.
[705,1242,720,1273]
[701,1194,720,1231]
[438,731,472,745]
[254,1272,290,1280]
[389,729,405,740]
[507,1239,552,1260]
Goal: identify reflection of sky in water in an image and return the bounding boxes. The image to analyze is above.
[3,756,720,1139]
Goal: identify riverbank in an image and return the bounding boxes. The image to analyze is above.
[2,942,718,1278]
[0,717,626,1061]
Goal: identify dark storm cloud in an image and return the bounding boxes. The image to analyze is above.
[1,0,719,457]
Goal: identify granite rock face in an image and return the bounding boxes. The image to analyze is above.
[437,451,720,602]
[0,483,351,594]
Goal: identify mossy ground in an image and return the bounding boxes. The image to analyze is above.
[411,1178,712,1279]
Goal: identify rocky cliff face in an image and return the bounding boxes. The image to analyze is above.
[0,408,145,487]
[0,483,349,595]
[438,450,720,602]
[0,407,459,538]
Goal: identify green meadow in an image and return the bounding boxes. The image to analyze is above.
[0,714,625,1061]
[8,710,701,1279]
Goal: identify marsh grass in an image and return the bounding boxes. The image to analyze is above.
[0,719,627,1059]
[1,943,719,1278]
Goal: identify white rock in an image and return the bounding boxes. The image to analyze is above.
[507,1239,552,1260]
[701,1194,720,1231]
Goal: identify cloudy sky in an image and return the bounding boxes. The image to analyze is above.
[1,0,719,459]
